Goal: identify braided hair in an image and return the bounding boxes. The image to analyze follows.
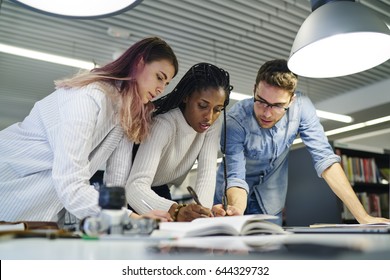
[153,62,232,115]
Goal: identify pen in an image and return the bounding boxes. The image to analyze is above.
[141,199,154,211]
[187,186,202,206]
[222,193,228,211]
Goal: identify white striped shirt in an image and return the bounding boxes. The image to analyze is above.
[0,82,133,224]
[127,108,221,214]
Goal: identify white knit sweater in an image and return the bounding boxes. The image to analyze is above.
[126,108,221,214]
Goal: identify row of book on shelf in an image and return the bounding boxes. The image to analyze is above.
[342,192,390,220]
[337,152,387,184]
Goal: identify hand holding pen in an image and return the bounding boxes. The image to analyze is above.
[186,186,241,217]
[187,186,203,206]
[172,186,212,221]
[212,187,244,217]
[212,204,242,217]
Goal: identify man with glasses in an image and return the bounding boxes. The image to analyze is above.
[213,59,389,225]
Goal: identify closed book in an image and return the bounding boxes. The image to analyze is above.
[0,221,59,231]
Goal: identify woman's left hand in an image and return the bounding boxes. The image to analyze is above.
[142,210,173,222]
[131,210,173,222]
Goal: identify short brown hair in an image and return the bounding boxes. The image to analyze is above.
[255,59,298,95]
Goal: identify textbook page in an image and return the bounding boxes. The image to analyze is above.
[155,214,286,237]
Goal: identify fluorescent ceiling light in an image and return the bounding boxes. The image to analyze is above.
[288,1,390,78]
[316,110,353,123]
[0,42,356,124]
[325,115,390,136]
[293,115,390,145]
[10,0,143,19]
[0,43,96,70]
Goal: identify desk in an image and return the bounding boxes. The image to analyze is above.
[1,233,390,260]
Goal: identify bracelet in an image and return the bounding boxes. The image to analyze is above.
[172,203,187,222]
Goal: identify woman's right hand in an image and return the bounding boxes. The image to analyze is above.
[175,203,213,222]
[142,210,173,222]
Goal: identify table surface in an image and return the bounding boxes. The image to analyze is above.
[1,232,390,260]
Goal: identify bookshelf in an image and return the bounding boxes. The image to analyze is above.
[334,142,390,222]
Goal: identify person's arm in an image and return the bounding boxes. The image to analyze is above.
[226,187,247,214]
[125,119,173,214]
[213,109,250,216]
[167,117,220,221]
[126,113,213,221]
[168,203,212,222]
[50,89,110,219]
[130,210,173,222]
[322,163,390,224]
[104,134,134,187]
[296,95,389,224]
[212,187,247,216]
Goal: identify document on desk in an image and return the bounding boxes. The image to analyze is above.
[153,214,288,238]
[286,222,390,233]
[310,222,390,228]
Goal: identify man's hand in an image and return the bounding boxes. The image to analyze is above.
[357,214,390,224]
[225,187,248,214]
[212,204,243,216]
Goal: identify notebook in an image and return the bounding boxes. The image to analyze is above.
[285,223,390,234]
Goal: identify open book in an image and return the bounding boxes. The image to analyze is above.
[154,214,287,238]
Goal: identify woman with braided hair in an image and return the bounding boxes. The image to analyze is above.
[126,63,232,222]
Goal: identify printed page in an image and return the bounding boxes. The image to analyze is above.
[192,214,277,229]
[157,214,278,237]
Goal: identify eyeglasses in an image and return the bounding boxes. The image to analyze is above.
[254,96,290,114]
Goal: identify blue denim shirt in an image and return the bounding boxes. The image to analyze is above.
[214,92,340,215]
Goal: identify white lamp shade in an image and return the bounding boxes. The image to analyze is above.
[288,1,390,78]
[11,0,143,19]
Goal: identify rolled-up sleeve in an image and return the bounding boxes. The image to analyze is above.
[223,115,250,193]
[298,95,341,177]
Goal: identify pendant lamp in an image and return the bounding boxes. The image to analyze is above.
[288,0,390,78]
